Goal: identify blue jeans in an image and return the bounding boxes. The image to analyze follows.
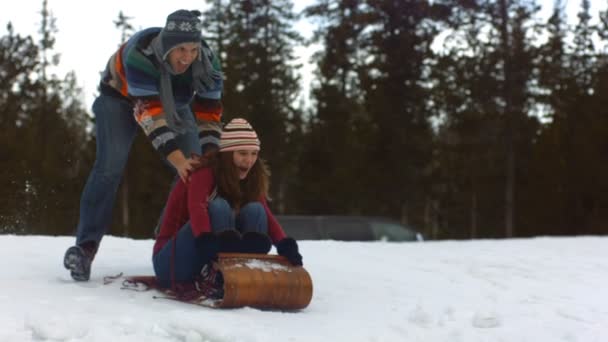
[153,197,267,287]
[208,197,268,234]
[75,94,200,246]
[152,223,208,288]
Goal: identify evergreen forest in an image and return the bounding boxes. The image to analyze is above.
[2,0,607,240]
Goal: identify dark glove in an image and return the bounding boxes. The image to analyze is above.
[217,229,242,253]
[195,233,220,264]
[276,237,303,266]
[241,231,272,254]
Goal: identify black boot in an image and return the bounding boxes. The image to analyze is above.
[63,241,97,281]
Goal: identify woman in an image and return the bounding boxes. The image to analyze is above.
[153,118,303,288]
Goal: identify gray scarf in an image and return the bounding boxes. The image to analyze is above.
[149,36,222,133]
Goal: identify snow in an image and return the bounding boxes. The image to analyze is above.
[234,259,291,272]
[1,235,607,341]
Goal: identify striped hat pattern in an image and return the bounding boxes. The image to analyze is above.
[219,118,261,152]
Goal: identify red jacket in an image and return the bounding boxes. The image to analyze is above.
[153,167,287,255]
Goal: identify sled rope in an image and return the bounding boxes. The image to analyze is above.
[103,272,124,285]
[121,278,152,292]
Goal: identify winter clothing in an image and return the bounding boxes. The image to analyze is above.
[72,95,200,247]
[153,224,219,288]
[153,168,286,255]
[160,10,203,58]
[241,231,272,254]
[99,27,222,156]
[73,95,138,246]
[152,167,289,287]
[219,118,260,152]
[207,197,268,234]
[63,242,97,281]
[276,237,303,266]
[194,233,221,263]
[67,9,223,281]
[150,9,221,135]
[217,229,242,253]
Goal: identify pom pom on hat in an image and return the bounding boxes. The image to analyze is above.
[219,118,261,152]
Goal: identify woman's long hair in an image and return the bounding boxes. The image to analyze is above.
[211,151,270,211]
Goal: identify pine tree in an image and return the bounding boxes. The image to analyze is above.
[31,0,92,235]
[0,1,92,234]
[360,0,449,227]
[204,0,304,212]
[113,11,134,236]
[296,0,369,214]
[556,0,603,234]
[587,3,608,233]
[430,0,540,238]
[113,11,135,45]
[525,2,570,235]
[429,0,506,238]
[0,23,41,233]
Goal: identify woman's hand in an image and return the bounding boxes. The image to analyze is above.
[276,237,303,266]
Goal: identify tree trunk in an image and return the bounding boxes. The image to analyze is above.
[499,0,515,238]
[470,191,477,239]
[121,170,129,236]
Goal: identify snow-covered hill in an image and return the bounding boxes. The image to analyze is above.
[0,235,606,341]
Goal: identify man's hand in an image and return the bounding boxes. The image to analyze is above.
[190,149,216,170]
[167,150,198,183]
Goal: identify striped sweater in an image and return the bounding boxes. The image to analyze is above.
[99,27,223,156]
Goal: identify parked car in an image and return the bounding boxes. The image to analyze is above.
[275,215,424,242]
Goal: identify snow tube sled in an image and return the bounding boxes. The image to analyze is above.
[213,252,313,310]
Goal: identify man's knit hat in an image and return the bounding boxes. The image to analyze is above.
[219,118,261,152]
[160,9,203,59]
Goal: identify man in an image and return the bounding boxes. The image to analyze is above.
[63,9,223,281]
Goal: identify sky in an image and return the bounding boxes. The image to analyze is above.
[0,234,606,341]
[1,0,607,112]
[0,0,317,110]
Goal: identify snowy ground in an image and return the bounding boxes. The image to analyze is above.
[0,235,606,342]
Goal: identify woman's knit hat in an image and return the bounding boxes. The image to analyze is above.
[219,118,261,152]
[160,9,203,59]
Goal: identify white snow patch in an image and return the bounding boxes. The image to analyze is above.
[0,235,607,341]
[234,259,291,272]
[472,310,502,328]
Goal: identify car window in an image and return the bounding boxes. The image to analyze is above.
[370,221,417,241]
[276,215,423,242]
[276,216,323,240]
[322,218,375,241]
